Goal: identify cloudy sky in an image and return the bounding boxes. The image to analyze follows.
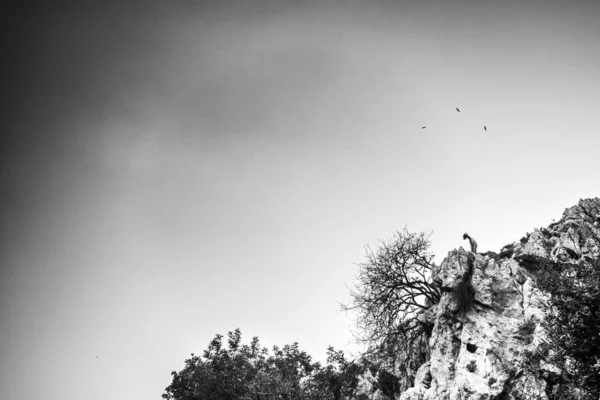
[1,0,599,399]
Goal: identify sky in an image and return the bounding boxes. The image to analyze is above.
[1,0,599,399]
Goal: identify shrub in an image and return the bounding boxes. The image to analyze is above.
[522,250,600,400]
[163,329,366,400]
[516,318,536,345]
[482,251,500,261]
[454,252,475,316]
[377,369,401,398]
[499,243,516,259]
[467,361,477,373]
[453,280,475,316]
[514,253,561,274]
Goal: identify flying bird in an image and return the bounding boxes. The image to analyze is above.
[484,126,487,131]
[456,107,460,112]
[422,126,427,129]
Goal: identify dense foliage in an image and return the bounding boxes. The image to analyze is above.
[531,257,600,400]
[163,329,374,400]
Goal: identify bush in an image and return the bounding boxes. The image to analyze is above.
[481,251,500,261]
[162,329,366,400]
[453,280,475,316]
[499,243,516,259]
[539,261,600,399]
[466,361,476,373]
[516,318,536,345]
[525,254,600,400]
[377,368,401,398]
[453,252,475,316]
[515,253,563,274]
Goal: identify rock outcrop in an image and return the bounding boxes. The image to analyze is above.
[399,198,600,400]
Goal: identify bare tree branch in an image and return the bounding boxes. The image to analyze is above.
[341,228,440,387]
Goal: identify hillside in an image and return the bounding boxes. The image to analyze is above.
[398,198,600,400]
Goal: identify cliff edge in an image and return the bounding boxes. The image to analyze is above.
[399,198,600,400]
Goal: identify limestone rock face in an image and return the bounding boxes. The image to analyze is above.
[431,251,470,290]
[399,362,431,400]
[397,198,600,400]
[518,198,600,263]
[404,249,546,400]
[516,230,549,259]
[356,369,377,398]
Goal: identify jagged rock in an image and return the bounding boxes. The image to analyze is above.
[399,362,431,400]
[396,198,600,400]
[506,199,600,264]
[548,199,600,262]
[582,233,600,261]
[558,227,581,258]
[432,250,470,290]
[515,230,549,259]
[400,249,546,400]
[509,371,547,399]
[355,369,377,399]
[372,389,388,400]
[522,278,546,323]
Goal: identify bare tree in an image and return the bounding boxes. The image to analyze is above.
[342,228,440,383]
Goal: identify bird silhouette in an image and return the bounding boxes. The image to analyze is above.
[422,126,427,129]
[484,126,487,131]
[456,107,460,112]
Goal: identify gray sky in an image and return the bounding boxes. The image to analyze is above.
[1,1,599,399]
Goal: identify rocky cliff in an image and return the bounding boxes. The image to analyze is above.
[399,198,600,400]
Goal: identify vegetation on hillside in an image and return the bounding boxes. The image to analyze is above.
[515,198,600,400]
[162,328,397,400]
[520,255,600,400]
[164,199,600,400]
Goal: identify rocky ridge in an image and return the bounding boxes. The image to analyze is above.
[398,198,600,400]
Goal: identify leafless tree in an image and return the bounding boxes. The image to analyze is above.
[342,228,440,380]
